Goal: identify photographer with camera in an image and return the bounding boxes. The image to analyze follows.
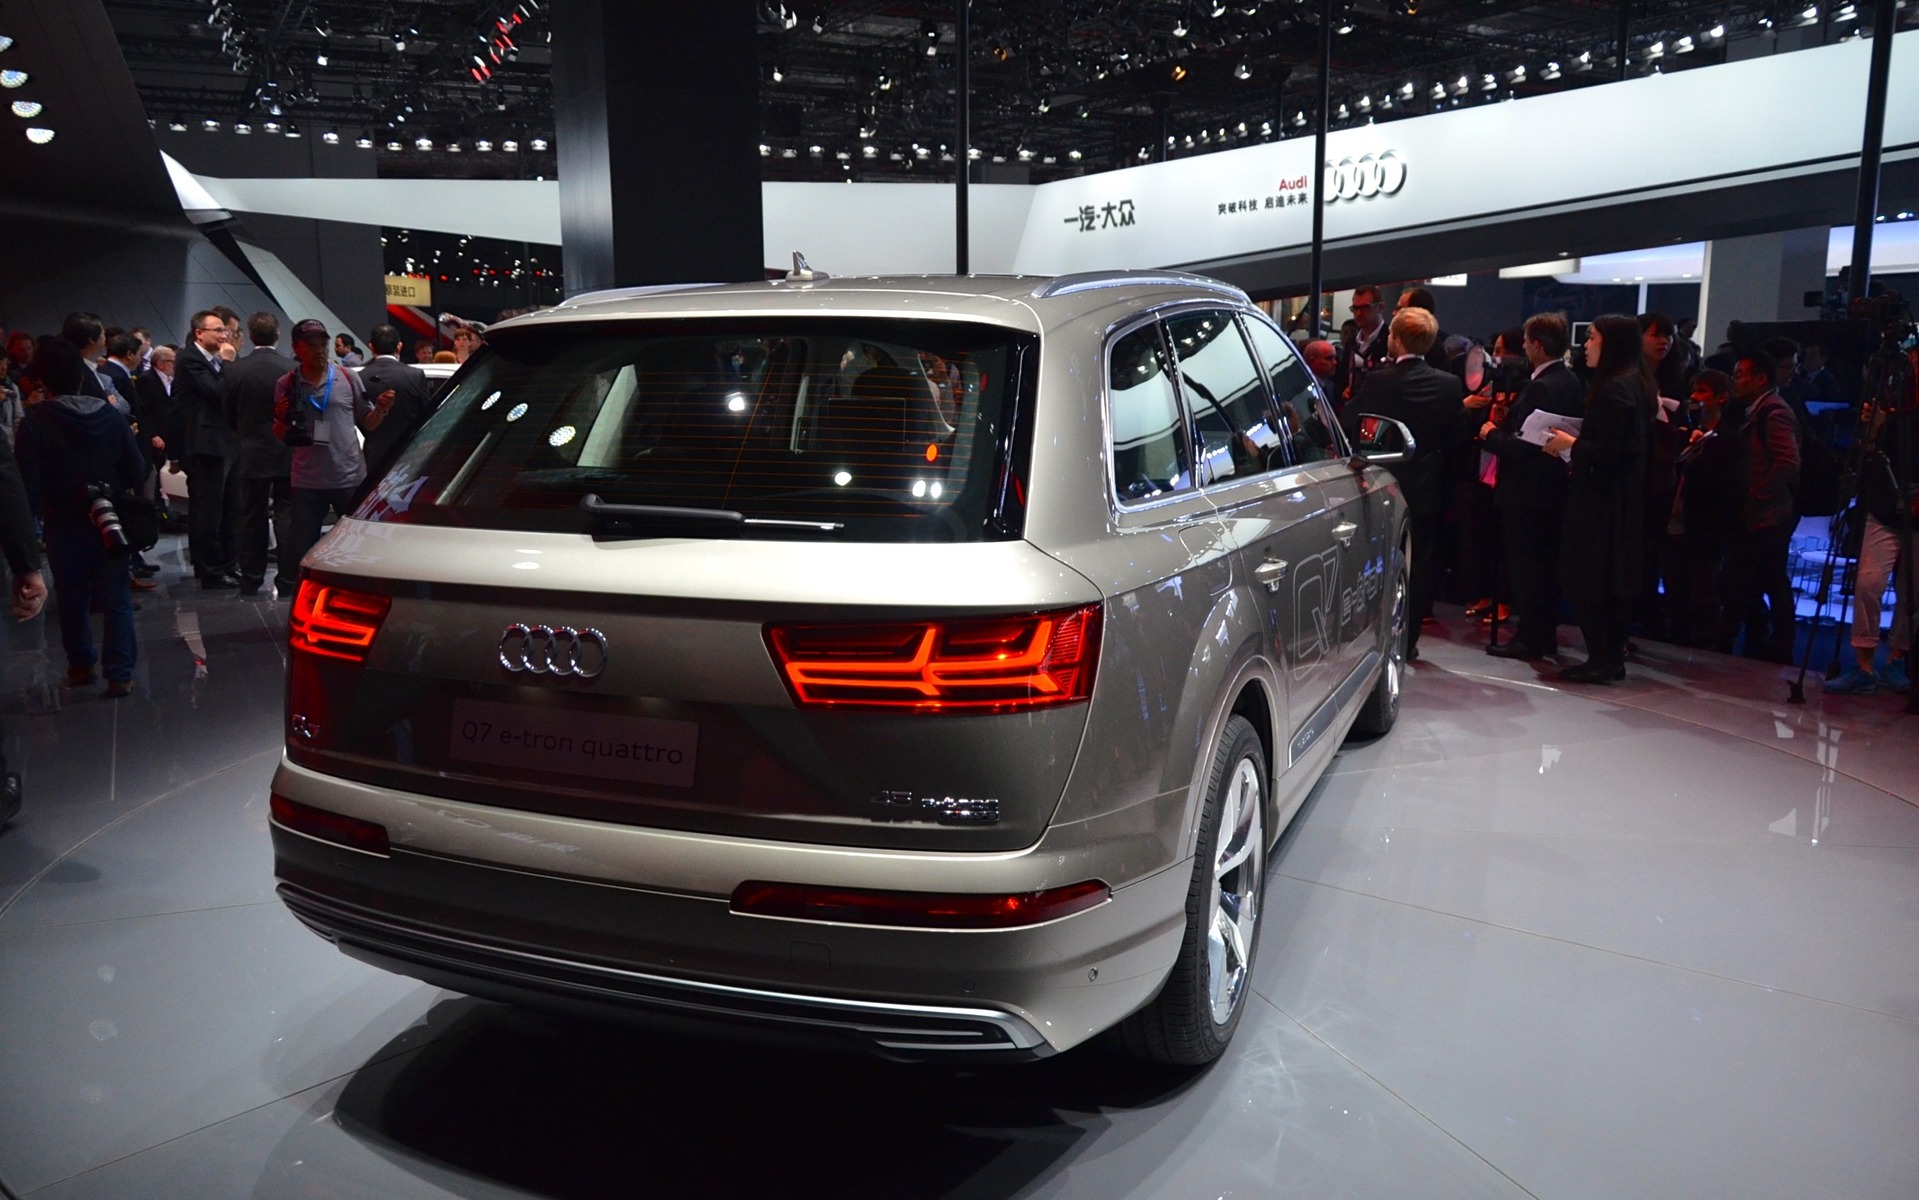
[13,337,146,698]
[272,319,391,589]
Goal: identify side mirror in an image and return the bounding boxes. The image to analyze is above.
[1350,413,1418,465]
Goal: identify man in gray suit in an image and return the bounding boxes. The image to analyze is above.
[220,312,294,597]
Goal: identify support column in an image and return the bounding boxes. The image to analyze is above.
[1695,227,1828,355]
[550,0,763,293]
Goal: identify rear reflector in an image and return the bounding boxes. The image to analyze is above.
[764,603,1101,712]
[270,793,391,856]
[290,582,392,663]
[730,879,1110,929]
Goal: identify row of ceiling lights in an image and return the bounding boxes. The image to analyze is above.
[0,37,52,144]
[162,116,546,154]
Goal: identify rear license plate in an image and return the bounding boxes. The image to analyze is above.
[448,698,699,788]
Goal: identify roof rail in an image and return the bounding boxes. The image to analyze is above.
[1031,270,1248,302]
[552,282,723,309]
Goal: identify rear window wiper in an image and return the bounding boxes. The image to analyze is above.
[579,493,842,536]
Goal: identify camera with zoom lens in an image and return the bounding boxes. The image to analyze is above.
[281,401,315,447]
[85,482,129,553]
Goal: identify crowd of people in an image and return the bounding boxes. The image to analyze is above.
[1303,286,1912,692]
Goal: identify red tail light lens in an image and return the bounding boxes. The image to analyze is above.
[269,792,390,856]
[731,879,1109,929]
[764,603,1101,712]
[290,582,391,663]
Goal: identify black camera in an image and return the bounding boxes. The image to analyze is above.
[84,482,129,553]
[282,403,315,447]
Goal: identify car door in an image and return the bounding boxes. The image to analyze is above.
[1161,307,1332,727]
[1239,314,1377,706]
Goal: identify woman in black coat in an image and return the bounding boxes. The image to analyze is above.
[1541,313,1656,683]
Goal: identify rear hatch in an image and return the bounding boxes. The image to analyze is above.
[288,314,1102,853]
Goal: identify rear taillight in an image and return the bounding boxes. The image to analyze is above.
[269,792,390,856]
[290,582,391,662]
[730,879,1109,929]
[288,582,390,751]
[764,603,1101,712]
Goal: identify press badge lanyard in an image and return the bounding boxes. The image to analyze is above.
[305,367,336,414]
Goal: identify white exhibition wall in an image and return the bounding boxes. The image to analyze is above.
[171,31,1919,281]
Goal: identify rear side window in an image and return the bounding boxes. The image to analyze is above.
[1165,309,1279,485]
[356,318,1035,542]
[1242,316,1346,467]
[1107,323,1193,504]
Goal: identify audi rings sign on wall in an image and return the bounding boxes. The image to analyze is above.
[499,624,609,678]
[1325,151,1407,202]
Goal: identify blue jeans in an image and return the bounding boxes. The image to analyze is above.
[286,487,360,587]
[46,523,136,683]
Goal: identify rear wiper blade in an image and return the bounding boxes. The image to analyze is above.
[580,494,744,525]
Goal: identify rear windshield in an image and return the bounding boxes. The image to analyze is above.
[356,318,1037,542]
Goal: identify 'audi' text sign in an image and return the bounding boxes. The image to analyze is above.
[449,698,699,788]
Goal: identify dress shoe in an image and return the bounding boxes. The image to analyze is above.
[65,665,97,687]
[1463,597,1494,618]
[238,577,264,597]
[131,575,158,592]
[1477,605,1512,626]
[104,679,134,699]
[1487,640,1546,660]
[199,572,240,591]
[1405,643,1421,663]
[131,561,159,579]
[1558,660,1625,684]
[0,772,20,826]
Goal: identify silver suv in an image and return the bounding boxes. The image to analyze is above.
[270,270,1410,1065]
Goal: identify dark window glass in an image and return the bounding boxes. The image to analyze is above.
[1108,322,1193,503]
[1242,315,1343,466]
[1165,309,1278,484]
[354,319,1034,542]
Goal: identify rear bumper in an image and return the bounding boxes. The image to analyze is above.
[270,759,1190,1057]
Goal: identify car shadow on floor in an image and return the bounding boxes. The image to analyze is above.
[316,996,1208,1200]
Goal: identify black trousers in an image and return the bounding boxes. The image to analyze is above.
[1720,521,1796,658]
[238,475,291,587]
[1406,502,1442,653]
[187,451,242,579]
[1499,498,1563,652]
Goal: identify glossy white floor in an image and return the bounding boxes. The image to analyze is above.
[2,546,1916,1200]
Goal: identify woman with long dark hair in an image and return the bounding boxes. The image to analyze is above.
[1541,314,1656,682]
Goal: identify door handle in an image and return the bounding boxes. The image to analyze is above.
[1331,521,1358,548]
[1254,557,1289,592]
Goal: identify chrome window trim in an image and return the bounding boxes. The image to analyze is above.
[1162,304,1300,500]
[1100,304,1217,518]
[1240,309,1353,461]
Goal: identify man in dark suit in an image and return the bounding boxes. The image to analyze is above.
[1346,305,1468,660]
[1395,286,1456,372]
[1337,285,1393,403]
[356,323,434,499]
[1480,312,1584,659]
[97,331,142,412]
[220,312,294,596]
[133,344,178,468]
[176,308,243,588]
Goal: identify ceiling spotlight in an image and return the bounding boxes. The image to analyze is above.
[922,19,940,55]
[1335,104,1349,119]
[446,141,461,152]
[322,128,339,144]
[1509,64,1526,80]
[355,135,373,148]
[202,117,221,131]
[502,138,519,151]
[876,69,891,90]
[862,143,877,158]
[1336,21,1355,34]
[262,120,280,133]
[1171,62,1188,82]
[415,135,433,150]
[1835,3,1856,17]
[1037,98,1050,113]
[1400,81,1415,97]
[11,99,41,118]
[0,69,28,88]
[759,142,771,156]
[475,138,492,151]
[1801,6,1819,21]
[1648,40,1665,56]
[1292,110,1307,126]
[1211,2,1226,16]
[1069,149,1083,160]
[168,120,188,131]
[315,53,328,66]
[1430,81,1446,98]
[24,126,52,144]
[284,123,302,138]
[1709,24,1725,38]
[1173,17,1189,37]
[1017,146,1034,160]
[1541,61,1562,79]
[1674,35,1695,52]
[1480,73,1497,90]
[1233,61,1251,80]
[235,120,254,134]
[0,36,13,53]
[529,136,547,150]
[1355,95,1371,110]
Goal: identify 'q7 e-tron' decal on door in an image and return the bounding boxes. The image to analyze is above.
[1290,546,1341,680]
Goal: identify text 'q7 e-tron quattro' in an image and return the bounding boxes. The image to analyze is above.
[270,268,1413,1065]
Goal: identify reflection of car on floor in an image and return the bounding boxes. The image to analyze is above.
[268,270,1415,1065]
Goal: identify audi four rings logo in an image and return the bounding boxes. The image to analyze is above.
[1325,151,1407,202]
[498,624,609,678]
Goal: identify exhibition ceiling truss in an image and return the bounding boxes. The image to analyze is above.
[103,0,1890,182]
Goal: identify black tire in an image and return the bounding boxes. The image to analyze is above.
[1352,544,1408,737]
[1115,714,1266,1066]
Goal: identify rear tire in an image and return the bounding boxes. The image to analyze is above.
[1352,544,1408,737]
[1116,715,1266,1066]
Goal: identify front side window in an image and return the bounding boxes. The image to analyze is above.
[355,318,1034,543]
[1242,315,1345,467]
[1107,322,1193,504]
[1165,309,1280,485]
